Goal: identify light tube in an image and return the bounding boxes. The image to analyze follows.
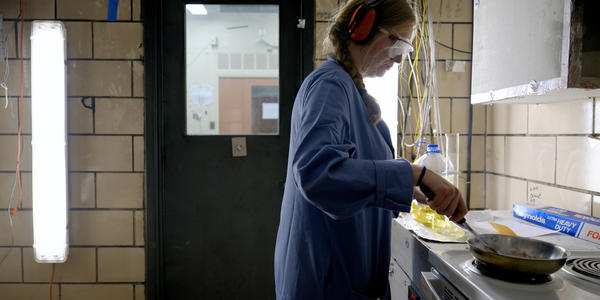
[186,4,208,15]
[31,21,69,263]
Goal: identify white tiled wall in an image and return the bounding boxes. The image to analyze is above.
[556,137,600,193]
[504,136,556,184]
[527,182,592,214]
[486,174,527,211]
[487,101,599,215]
[528,100,593,134]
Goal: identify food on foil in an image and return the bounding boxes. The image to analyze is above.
[410,201,466,239]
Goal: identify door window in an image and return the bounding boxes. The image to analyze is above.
[185,4,279,135]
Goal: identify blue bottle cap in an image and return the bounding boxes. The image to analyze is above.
[426,144,441,153]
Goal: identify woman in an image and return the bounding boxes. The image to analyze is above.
[274,0,467,299]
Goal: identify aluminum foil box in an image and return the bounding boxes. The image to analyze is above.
[513,204,600,245]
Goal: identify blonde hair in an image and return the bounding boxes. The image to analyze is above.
[325,0,416,90]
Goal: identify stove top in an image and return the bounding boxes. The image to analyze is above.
[562,257,600,285]
[393,210,600,299]
[429,249,600,300]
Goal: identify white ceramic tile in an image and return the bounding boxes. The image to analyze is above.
[429,0,472,22]
[436,63,471,98]
[435,98,451,134]
[527,182,592,214]
[470,173,485,209]
[452,99,485,134]
[453,24,472,60]
[505,136,555,183]
[528,99,593,134]
[486,136,504,174]
[459,135,484,171]
[485,174,527,210]
[556,137,600,193]
[432,23,452,60]
[486,103,527,134]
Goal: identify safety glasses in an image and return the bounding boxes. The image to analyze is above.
[379,27,414,60]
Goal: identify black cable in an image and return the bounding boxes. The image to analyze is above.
[435,40,472,54]
[466,4,474,210]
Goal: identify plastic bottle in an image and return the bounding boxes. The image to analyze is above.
[413,144,446,176]
[411,144,450,231]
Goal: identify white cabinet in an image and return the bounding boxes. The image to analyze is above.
[471,0,600,104]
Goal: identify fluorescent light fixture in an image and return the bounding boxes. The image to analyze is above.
[31,21,69,263]
[186,4,208,15]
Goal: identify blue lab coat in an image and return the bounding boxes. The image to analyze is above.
[274,58,415,300]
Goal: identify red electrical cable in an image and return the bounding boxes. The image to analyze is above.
[49,264,56,300]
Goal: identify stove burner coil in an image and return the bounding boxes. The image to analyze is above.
[571,258,600,279]
[472,259,552,284]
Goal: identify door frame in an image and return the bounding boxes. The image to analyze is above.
[143,0,314,299]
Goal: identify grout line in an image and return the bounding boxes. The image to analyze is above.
[5,18,143,23]
[20,247,24,282]
[131,61,134,97]
[526,103,529,134]
[0,208,144,211]
[449,98,453,133]
[486,171,600,197]
[94,172,97,208]
[0,281,146,284]
[54,0,58,19]
[132,136,135,171]
[554,136,558,185]
[131,0,133,20]
[0,96,145,100]
[95,248,98,283]
[133,283,136,300]
[91,22,94,59]
[451,23,455,60]
[526,180,530,204]
[132,210,136,246]
[0,171,146,174]
[7,57,143,62]
[92,97,96,134]
[480,133,593,137]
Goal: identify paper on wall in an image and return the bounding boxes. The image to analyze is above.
[189,85,213,106]
[262,102,278,119]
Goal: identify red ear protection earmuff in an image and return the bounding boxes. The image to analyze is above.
[347,0,386,43]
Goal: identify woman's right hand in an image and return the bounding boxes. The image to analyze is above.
[413,166,467,221]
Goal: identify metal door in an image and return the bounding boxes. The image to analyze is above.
[144,0,314,299]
